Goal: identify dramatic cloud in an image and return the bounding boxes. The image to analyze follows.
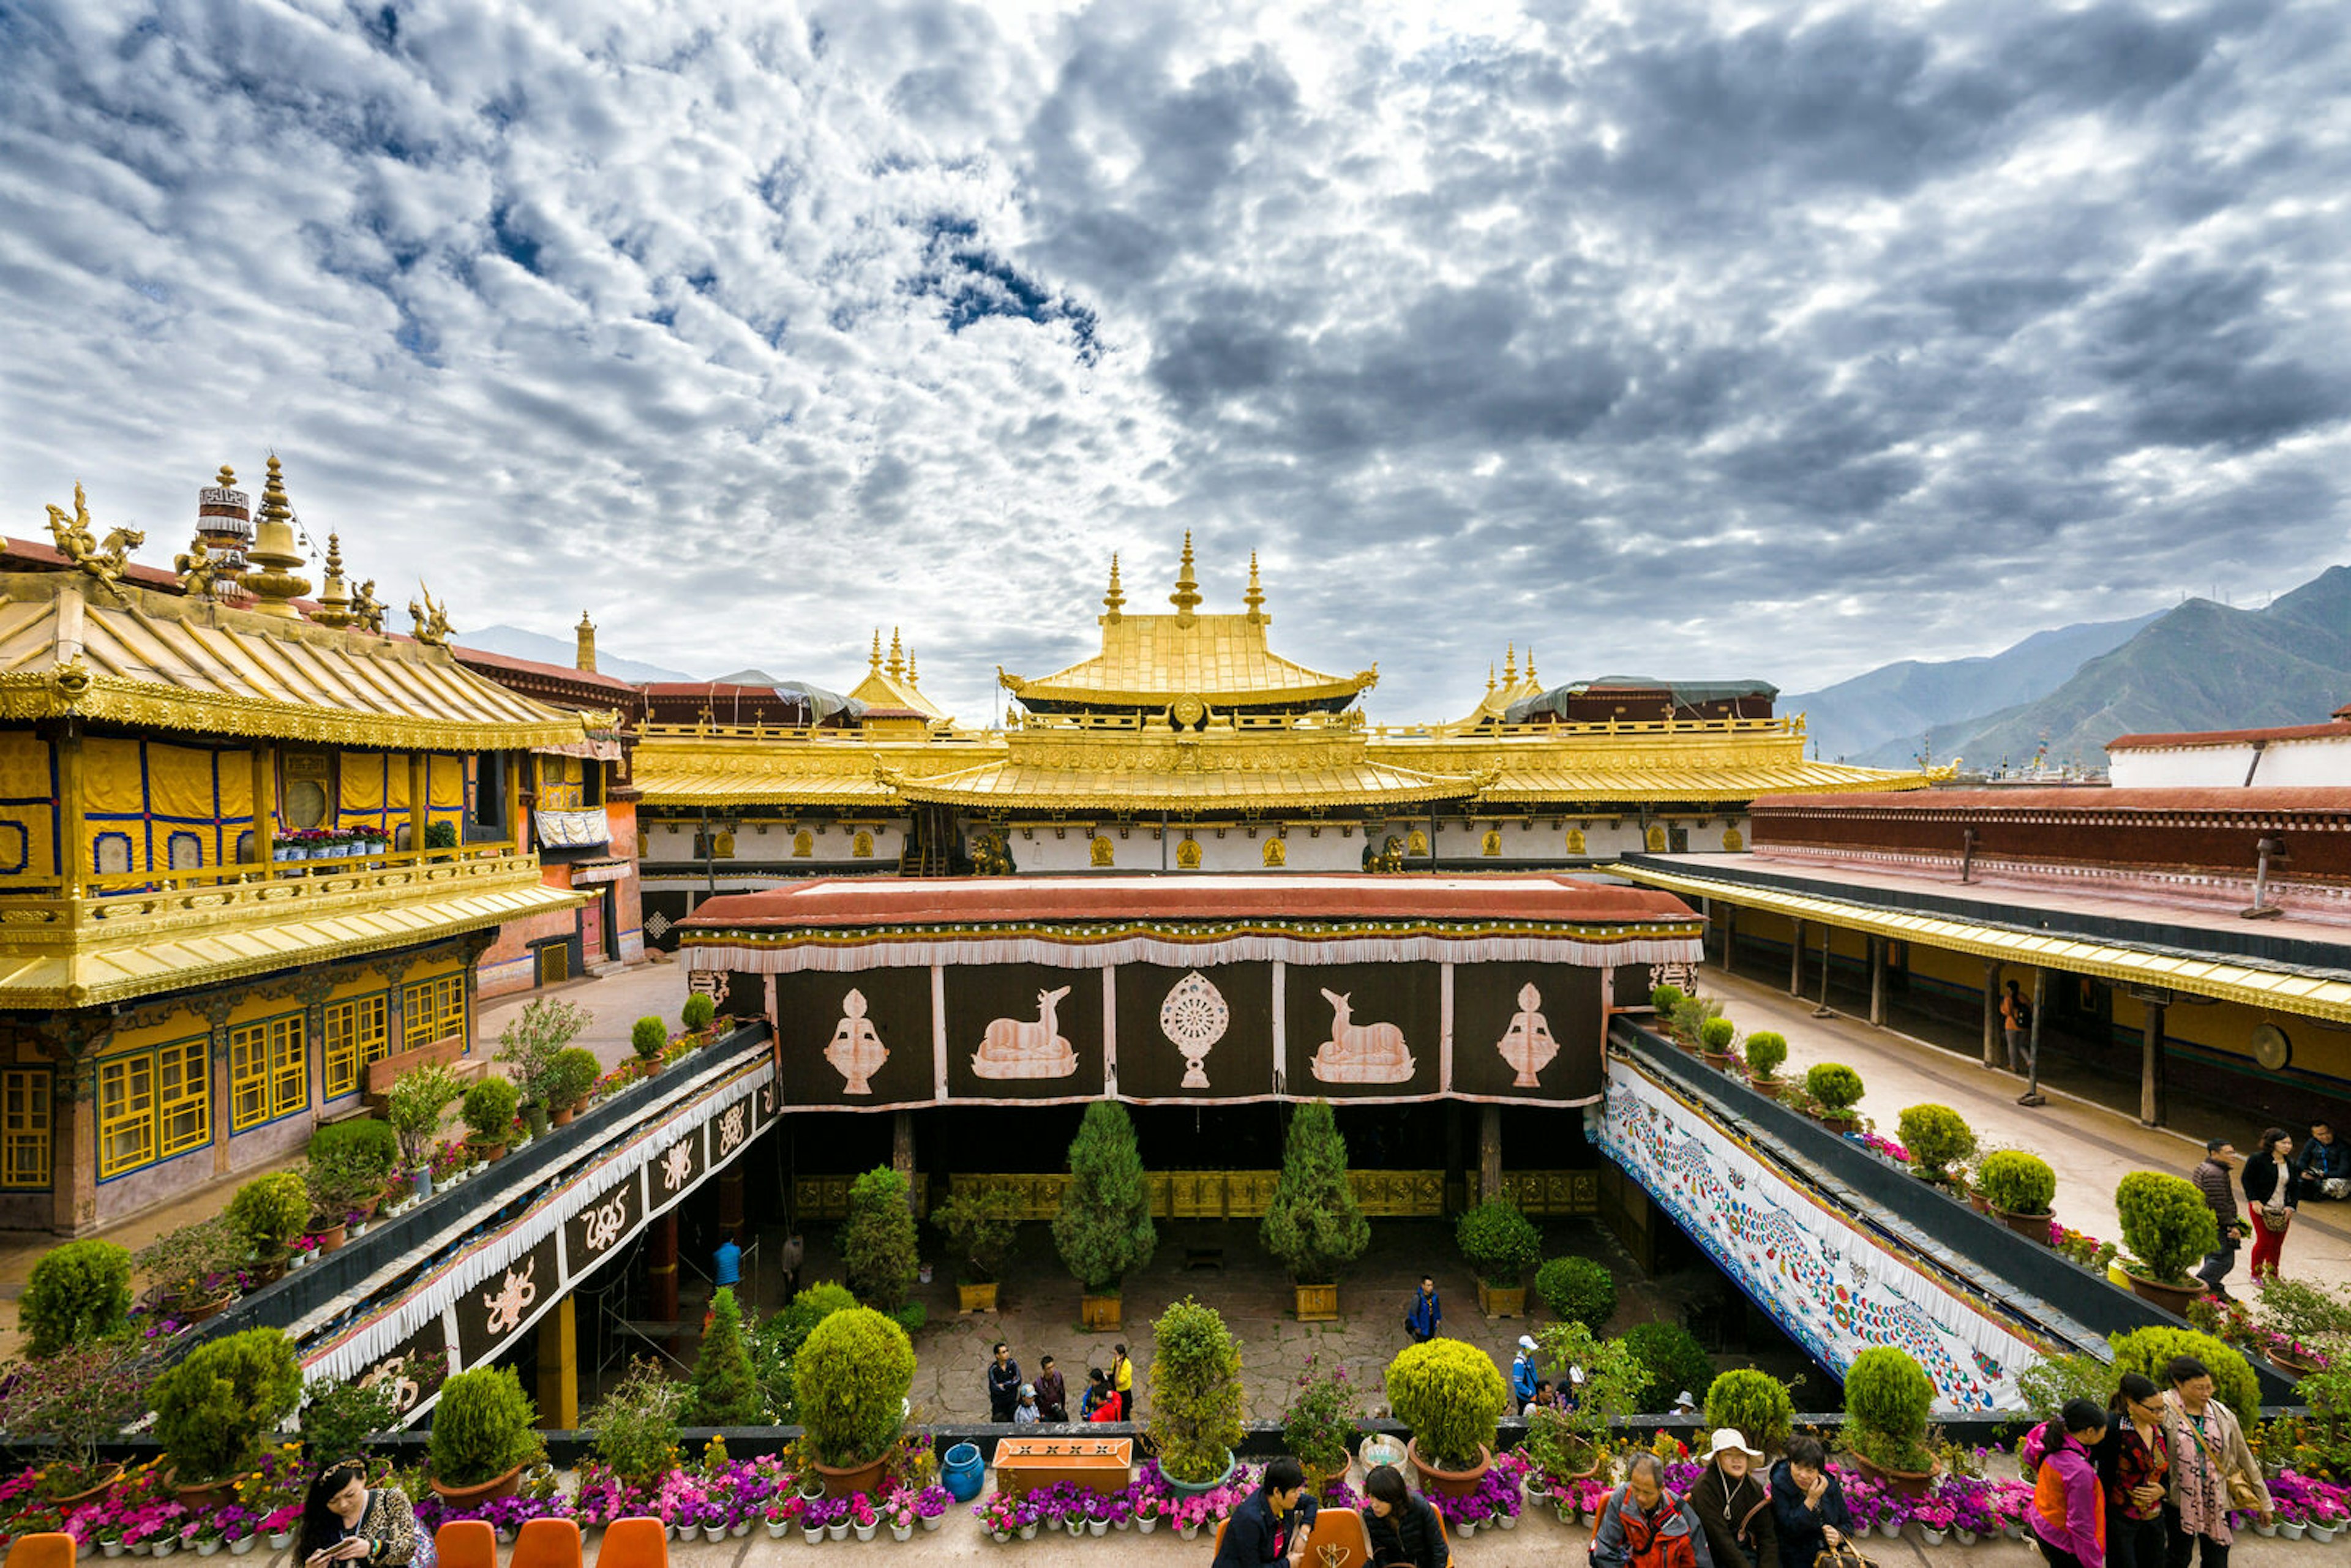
[2,0,2346,722]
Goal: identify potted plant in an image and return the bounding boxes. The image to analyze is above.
[309,1120,399,1217]
[1703,1368,1796,1455]
[1533,1255,1616,1332]
[386,1061,462,1201]
[547,1046,601,1125]
[586,1359,688,1491]
[133,1218,244,1319]
[1526,1322,1635,1484]
[795,1305,917,1496]
[930,1185,1021,1313]
[495,996,591,1138]
[1895,1105,1978,1188]
[427,1367,542,1504]
[20,1237,133,1355]
[1649,983,1684,1018]
[1804,1063,1865,1132]
[462,1077,520,1163]
[839,1166,920,1310]
[224,1174,309,1281]
[0,1335,154,1506]
[1978,1150,2057,1239]
[681,992,716,1041]
[1147,1297,1245,1493]
[630,1016,667,1071]
[2115,1172,2222,1316]
[1051,1100,1156,1330]
[1698,1016,1739,1067]
[1842,1346,1941,1497]
[1455,1198,1542,1318]
[1261,1101,1371,1322]
[150,1328,301,1507]
[1280,1352,1362,1496]
[1743,1030,1788,1098]
[1386,1338,1507,1497]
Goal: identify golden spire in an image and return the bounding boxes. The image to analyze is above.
[869,629,883,670]
[576,610,597,673]
[217,465,236,488]
[1486,662,1496,692]
[1526,648,1538,685]
[1103,553,1125,621]
[887,626,905,680]
[907,651,919,685]
[1244,551,1265,622]
[1504,643,1517,685]
[310,531,354,627]
[244,455,312,618]
[1169,531,1201,623]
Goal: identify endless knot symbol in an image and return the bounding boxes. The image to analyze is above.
[583,1191,629,1253]
[718,1103,747,1155]
[481,1256,537,1338]
[358,1354,423,1412]
[660,1139,694,1192]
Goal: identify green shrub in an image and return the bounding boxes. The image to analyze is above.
[1146,1297,1246,1485]
[1529,1321,1638,1477]
[1844,1346,1935,1472]
[631,1017,667,1060]
[2115,1171,2218,1284]
[588,1357,688,1485]
[1669,992,1723,1043]
[151,1327,302,1485]
[691,1286,762,1426]
[427,1366,541,1487]
[1385,1338,1507,1472]
[0,1337,152,1472]
[133,1218,243,1304]
[299,1362,419,1463]
[1621,1321,1716,1411]
[2109,1327,2259,1425]
[423,820,459,850]
[2017,1352,2116,1416]
[1260,1100,1370,1285]
[225,1174,310,1263]
[549,1047,602,1108]
[838,1166,920,1309]
[1980,1151,2058,1217]
[1699,1017,1737,1054]
[681,992,716,1032]
[495,997,591,1107]
[1804,1063,1865,1114]
[1650,984,1685,1015]
[1744,1032,1788,1079]
[21,1240,132,1356]
[931,1187,1021,1285]
[386,1062,462,1166]
[1051,1101,1156,1291]
[751,1281,857,1422]
[794,1306,915,1467]
[461,1077,520,1144]
[1706,1368,1796,1454]
[1895,1105,1978,1181]
[893,1300,928,1337]
[1534,1256,1616,1332]
[309,1119,399,1182]
[1455,1199,1542,1286]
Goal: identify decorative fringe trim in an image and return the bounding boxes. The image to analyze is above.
[686,934,1701,973]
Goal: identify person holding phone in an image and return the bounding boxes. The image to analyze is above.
[296,1460,421,1568]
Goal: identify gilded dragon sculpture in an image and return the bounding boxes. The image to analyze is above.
[45,484,144,602]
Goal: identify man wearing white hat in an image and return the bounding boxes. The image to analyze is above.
[1691,1430,1777,1568]
[1511,1335,1540,1408]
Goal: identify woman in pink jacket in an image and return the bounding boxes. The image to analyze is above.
[2030,1398,2111,1568]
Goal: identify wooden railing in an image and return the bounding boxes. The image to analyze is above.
[0,843,519,899]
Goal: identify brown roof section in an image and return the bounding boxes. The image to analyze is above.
[2109,721,2351,749]
[452,643,639,693]
[1750,787,2351,815]
[1,536,188,591]
[683,874,1694,932]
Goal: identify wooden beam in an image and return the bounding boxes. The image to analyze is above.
[56,725,87,895]
[251,743,276,869]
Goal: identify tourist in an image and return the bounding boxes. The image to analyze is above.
[2094,1373,2171,1568]
[1111,1342,1134,1420]
[2003,979,2033,1073]
[1561,1364,1587,1414]
[2293,1121,2351,1201]
[1769,1436,1851,1567]
[2027,1398,2108,1568]
[2161,1354,2270,1567]
[1360,1463,1445,1568]
[1035,1354,1068,1422]
[778,1231,804,1297]
[1081,1367,1117,1421]
[296,1459,420,1568]
[1526,1378,1555,1416]
[1404,1275,1442,1343]
[987,1341,1022,1423]
[1211,1455,1319,1568]
[1690,1429,1777,1568]
[1013,1384,1040,1425]
[1674,1390,1699,1416]
[2242,1127,2297,1280]
[2191,1141,2243,1299]
[1512,1335,1540,1406]
[1594,1452,1714,1568]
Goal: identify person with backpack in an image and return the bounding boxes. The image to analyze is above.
[1593,1452,1715,1568]
[2028,1398,2109,1568]
[1404,1276,1442,1343]
[2002,980,2034,1073]
[1511,1335,1540,1408]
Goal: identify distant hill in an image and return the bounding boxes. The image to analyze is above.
[460,624,692,685]
[1787,610,2164,763]
[1930,565,2351,770]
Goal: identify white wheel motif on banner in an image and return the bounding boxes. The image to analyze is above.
[1159,970,1229,1089]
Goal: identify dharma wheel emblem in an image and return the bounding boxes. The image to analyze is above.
[1158,970,1228,1089]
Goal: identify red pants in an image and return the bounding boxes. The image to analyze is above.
[2251,1212,2291,1279]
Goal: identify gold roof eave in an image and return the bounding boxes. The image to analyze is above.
[0,670,585,751]
[1470,760,1948,803]
[887,757,1481,812]
[1002,610,1375,710]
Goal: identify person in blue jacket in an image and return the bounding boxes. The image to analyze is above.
[1512,1335,1540,1407]
[1404,1277,1442,1343]
[1770,1437,1852,1568]
[1211,1457,1318,1568]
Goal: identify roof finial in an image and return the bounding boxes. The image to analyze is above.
[1169,531,1201,623]
[1244,550,1264,621]
[887,626,905,680]
[576,610,597,673]
[907,650,918,685]
[1504,643,1517,685]
[244,455,312,618]
[869,629,883,670]
[1486,662,1497,692]
[1103,553,1125,621]
[311,531,354,627]
[1526,648,1537,685]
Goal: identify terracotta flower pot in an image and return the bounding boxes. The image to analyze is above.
[470,1141,508,1164]
[305,1223,347,1254]
[551,1105,575,1127]
[1748,1076,1783,1100]
[1406,1439,1493,1499]
[430,1464,524,1506]
[1847,1449,1942,1502]
[2124,1272,2202,1317]
[1990,1204,2052,1242]
[165,1470,251,1512]
[811,1455,889,1500]
[48,1464,124,1510]
[1702,1051,1740,1070]
[1820,1114,1859,1135]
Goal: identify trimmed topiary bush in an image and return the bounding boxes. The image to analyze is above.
[1982,1151,2058,1218]
[1895,1105,1978,1182]
[307,1118,399,1183]
[2115,1171,2219,1286]
[751,1281,858,1423]
[20,1240,132,1357]
[1650,984,1685,1015]
[225,1173,310,1263]
[1534,1256,1616,1332]
[1744,1032,1788,1080]
[1706,1368,1797,1455]
[1385,1337,1509,1473]
[1147,1296,1246,1485]
[1804,1063,1865,1114]
[1455,1199,1542,1287]
[681,992,716,1032]
[549,1046,602,1109]
[838,1166,920,1309]
[794,1305,916,1468]
[1699,1017,1737,1054]
[1052,1100,1156,1292]
[462,1076,520,1145]
[1261,1100,1370,1285]
[427,1365,541,1487]
[691,1286,762,1427]
[631,1016,667,1060]
[151,1327,302,1485]
[1621,1321,1716,1412]
[1844,1346,1935,1474]
[2109,1326,2259,1425]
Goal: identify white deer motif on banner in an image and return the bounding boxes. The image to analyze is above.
[971,985,1078,1079]
[481,1257,538,1338]
[1311,988,1414,1084]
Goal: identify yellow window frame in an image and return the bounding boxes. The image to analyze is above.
[401,973,467,1053]
[230,1013,305,1131]
[158,1038,209,1160]
[2,1068,51,1189]
[323,993,389,1100]
[97,1037,209,1179]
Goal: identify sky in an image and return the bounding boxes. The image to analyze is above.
[3,0,2347,726]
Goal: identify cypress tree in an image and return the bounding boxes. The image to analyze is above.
[690,1286,763,1427]
[1052,1101,1156,1291]
[839,1166,920,1308]
[1260,1100,1370,1283]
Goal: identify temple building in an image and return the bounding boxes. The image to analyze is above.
[632,539,1944,942]
[0,462,590,1233]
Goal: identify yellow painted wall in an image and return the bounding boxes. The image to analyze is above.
[0,731,55,877]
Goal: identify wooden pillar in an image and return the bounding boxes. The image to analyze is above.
[535,1294,578,1428]
[892,1110,917,1214]
[718,1168,746,1246]
[1982,960,2001,1069]
[1722,904,1737,973]
[56,726,88,896]
[1789,920,1805,996]
[251,743,276,869]
[506,750,526,852]
[51,1070,92,1234]
[1478,1104,1503,1205]
[408,753,429,856]
[1868,937,1886,1027]
[2141,1000,2170,1128]
[648,1208,679,1322]
[1444,1103,1464,1212]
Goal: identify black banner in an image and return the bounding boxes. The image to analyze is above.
[647,1120,705,1215]
[774,967,937,1106]
[1449,964,1603,1101]
[1114,963,1275,1100]
[456,1231,558,1368]
[1282,962,1442,1100]
[356,1313,447,1420]
[945,964,1105,1101]
[566,1168,640,1283]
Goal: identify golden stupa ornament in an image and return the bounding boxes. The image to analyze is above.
[310,532,355,628]
[1243,550,1265,622]
[408,582,453,647]
[244,456,312,617]
[1103,553,1126,621]
[44,482,143,602]
[887,627,906,681]
[1169,531,1202,623]
[869,628,883,670]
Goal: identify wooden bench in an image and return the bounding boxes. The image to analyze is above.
[362,1036,487,1112]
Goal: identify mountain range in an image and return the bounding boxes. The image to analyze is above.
[459,624,693,685]
[1787,565,2351,769]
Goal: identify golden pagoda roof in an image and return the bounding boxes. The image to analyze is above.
[1000,542,1373,713]
[1374,715,1949,803]
[848,626,947,722]
[631,727,997,808]
[0,569,588,751]
[1441,644,1547,732]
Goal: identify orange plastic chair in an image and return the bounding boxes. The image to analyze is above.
[1303,1509,1373,1568]
[593,1517,669,1568]
[435,1520,498,1568]
[6,1532,76,1568]
[512,1518,583,1568]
